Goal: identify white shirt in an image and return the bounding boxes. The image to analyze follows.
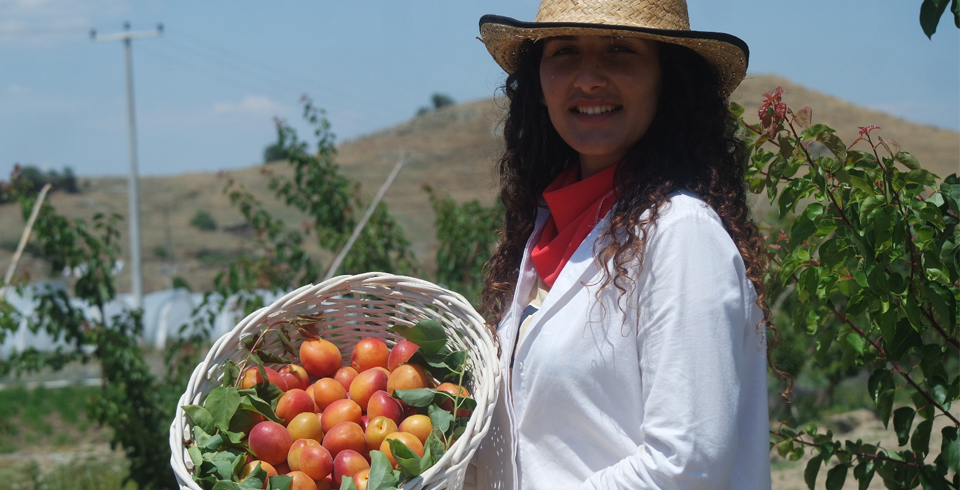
[467,191,772,490]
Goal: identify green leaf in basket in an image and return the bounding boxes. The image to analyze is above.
[394,388,438,408]
[211,480,242,490]
[209,449,241,481]
[340,476,359,490]
[230,448,248,479]
[237,388,282,423]
[183,405,216,435]
[428,403,454,435]
[188,445,203,469]
[367,450,401,490]
[421,431,446,472]
[194,426,223,452]
[205,386,242,432]
[265,474,291,490]
[276,328,299,359]
[455,395,477,413]
[441,350,466,372]
[238,476,265,490]
[390,320,449,354]
[222,360,240,389]
[236,461,269,490]
[388,437,424,478]
[222,429,246,446]
[246,373,284,408]
[257,350,287,365]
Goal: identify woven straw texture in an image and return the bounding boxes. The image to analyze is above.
[169,272,501,490]
[478,0,748,98]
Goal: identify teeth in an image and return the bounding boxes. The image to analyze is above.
[576,105,617,115]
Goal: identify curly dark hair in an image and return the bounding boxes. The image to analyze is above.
[479,39,792,397]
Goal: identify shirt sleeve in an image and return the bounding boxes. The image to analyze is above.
[577,202,756,489]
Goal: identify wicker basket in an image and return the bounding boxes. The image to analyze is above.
[169,272,501,490]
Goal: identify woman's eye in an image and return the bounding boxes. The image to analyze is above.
[549,46,576,56]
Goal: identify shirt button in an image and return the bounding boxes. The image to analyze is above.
[517,362,524,369]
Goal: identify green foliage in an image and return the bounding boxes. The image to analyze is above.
[431,93,455,110]
[265,96,418,277]
[743,88,959,489]
[416,92,456,116]
[0,170,186,490]
[2,164,80,203]
[190,210,218,231]
[262,142,285,163]
[920,0,960,38]
[425,186,503,304]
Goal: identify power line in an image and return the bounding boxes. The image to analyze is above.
[137,43,299,101]
[0,25,91,37]
[161,26,410,115]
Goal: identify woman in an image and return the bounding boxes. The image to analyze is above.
[467,0,781,488]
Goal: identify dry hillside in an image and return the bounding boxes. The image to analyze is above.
[1,74,956,295]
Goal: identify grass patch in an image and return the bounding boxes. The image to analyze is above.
[0,384,107,453]
[0,453,137,490]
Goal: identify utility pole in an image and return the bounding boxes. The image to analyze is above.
[91,22,162,310]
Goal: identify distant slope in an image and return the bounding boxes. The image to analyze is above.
[1,74,956,294]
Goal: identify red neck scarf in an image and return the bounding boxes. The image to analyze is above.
[531,163,619,287]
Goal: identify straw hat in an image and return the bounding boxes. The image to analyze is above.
[479,0,749,98]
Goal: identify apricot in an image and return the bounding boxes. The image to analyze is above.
[314,473,334,490]
[241,366,289,392]
[348,368,388,412]
[387,364,434,396]
[387,339,419,371]
[279,364,311,391]
[276,388,316,424]
[333,367,359,392]
[350,338,389,372]
[398,414,433,444]
[379,431,424,468]
[364,415,399,452]
[287,412,324,443]
[353,468,371,490]
[239,460,278,482]
[300,338,342,379]
[286,470,318,490]
[287,438,320,471]
[437,382,472,417]
[311,378,347,412]
[332,449,370,488]
[366,390,403,425]
[248,420,293,465]
[322,421,367,458]
[316,476,333,490]
[320,398,363,433]
[298,444,334,481]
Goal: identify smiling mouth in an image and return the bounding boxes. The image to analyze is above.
[573,105,620,115]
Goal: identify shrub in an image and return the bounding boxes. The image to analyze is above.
[190,210,217,231]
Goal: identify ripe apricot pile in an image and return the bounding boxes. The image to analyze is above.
[184,321,474,490]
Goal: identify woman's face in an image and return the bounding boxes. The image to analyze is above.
[540,35,662,178]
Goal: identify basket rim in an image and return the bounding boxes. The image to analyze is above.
[169,272,501,490]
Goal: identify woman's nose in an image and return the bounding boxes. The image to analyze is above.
[572,57,607,92]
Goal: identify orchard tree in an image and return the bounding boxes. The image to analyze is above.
[746,88,959,489]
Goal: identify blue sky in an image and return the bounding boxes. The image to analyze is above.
[1,0,957,178]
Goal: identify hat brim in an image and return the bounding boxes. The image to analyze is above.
[479,14,749,98]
